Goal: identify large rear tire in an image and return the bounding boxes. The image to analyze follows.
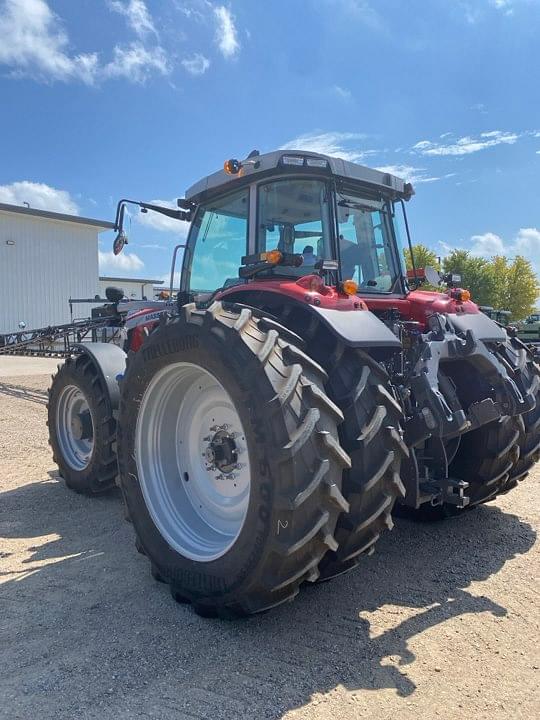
[443,342,540,515]
[408,337,540,520]
[317,347,407,580]
[117,303,350,618]
[47,354,117,494]
[448,415,521,508]
[504,348,540,487]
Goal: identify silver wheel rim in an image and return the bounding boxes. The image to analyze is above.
[135,362,251,562]
[56,385,94,471]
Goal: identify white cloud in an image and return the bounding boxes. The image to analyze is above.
[333,85,352,101]
[0,0,170,84]
[514,228,540,263]
[469,231,506,256]
[446,227,540,275]
[137,200,189,235]
[108,0,157,38]
[374,165,443,185]
[412,130,522,156]
[281,131,370,162]
[0,180,79,214]
[214,5,240,58]
[98,249,145,272]
[104,43,170,82]
[491,0,515,14]
[181,53,210,75]
[325,0,382,30]
[0,0,99,83]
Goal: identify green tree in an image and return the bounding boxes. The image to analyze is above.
[404,244,438,272]
[442,250,498,307]
[496,255,538,320]
[403,246,538,320]
[486,255,510,312]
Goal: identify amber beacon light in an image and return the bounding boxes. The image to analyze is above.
[341,279,359,296]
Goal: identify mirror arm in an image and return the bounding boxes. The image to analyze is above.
[113,199,193,232]
[400,199,419,288]
[169,243,188,295]
[139,201,192,222]
[113,199,132,232]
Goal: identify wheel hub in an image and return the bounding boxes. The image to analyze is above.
[71,410,93,441]
[204,428,239,474]
[56,384,94,471]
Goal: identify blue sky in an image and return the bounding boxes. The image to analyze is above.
[0,0,539,282]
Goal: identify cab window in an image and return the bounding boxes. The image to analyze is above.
[336,197,400,292]
[257,178,332,275]
[188,189,249,292]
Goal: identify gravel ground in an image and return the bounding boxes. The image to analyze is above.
[1,369,539,720]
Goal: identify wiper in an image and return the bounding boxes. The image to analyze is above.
[337,199,380,212]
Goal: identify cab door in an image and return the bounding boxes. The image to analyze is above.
[181,188,250,294]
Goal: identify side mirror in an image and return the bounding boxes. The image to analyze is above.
[441,271,462,287]
[424,266,442,286]
[113,230,128,255]
[105,286,124,303]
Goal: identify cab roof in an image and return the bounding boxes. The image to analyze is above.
[185,149,412,204]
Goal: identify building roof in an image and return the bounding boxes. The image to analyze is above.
[0,202,115,230]
[100,276,164,285]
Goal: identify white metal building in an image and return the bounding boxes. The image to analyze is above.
[0,202,113,333]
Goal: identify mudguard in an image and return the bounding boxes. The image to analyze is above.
[447,312,507,343]
[72,342,126,411]
[310,307,401,348]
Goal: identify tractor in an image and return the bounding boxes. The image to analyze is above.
[48,149,540,617]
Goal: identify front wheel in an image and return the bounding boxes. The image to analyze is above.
[117,303,350,618]
[47,354,117,494]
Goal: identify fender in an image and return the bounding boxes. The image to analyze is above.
[72,342,126,411]
[310,306,401,348]
[446,312,508,343]
[218,286,402,350]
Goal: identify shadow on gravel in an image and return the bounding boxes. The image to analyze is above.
[0,475,536,720]
[0,382,49,405]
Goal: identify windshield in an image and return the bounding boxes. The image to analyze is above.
[257,178,333,276]
[188,188,249,292]
[336,193,402,292]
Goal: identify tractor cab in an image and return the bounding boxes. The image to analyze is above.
[177,150,412,303]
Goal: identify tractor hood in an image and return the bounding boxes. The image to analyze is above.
[366,289,508,342]
[366,289,480,327]
[405,289,480,323]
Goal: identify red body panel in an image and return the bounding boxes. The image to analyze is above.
[129,323,154,352]
[219,278,478,329]
[364,290,479,327]
[218,275,368,311]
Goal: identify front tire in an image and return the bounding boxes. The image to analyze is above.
[117,303,350,618]
[505,347,540,487]
[47,354,117,494]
